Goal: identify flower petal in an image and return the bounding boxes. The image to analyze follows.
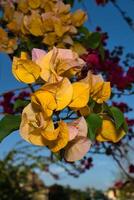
[29,129,49,146]
[20,103,47,143]
[49,121,69,152]
[56,78,73,111]
[12,57,40,84]
[28,0,41,9]
[68,125,78,141]
[23,13,44,36]
[20,103,35,143]
[72,9,87,27]
[81,71,111,103]
[41,120,59,141]
[41,78,73,111]
[69,82,89,108]
[96,118,126,143]
[68,117,88,138]
[71,42,87,56]
[94,82,111,104]
[35,49,54,82]
[31,90,57,118]
[32,48,46,62]
[64,137,92,162]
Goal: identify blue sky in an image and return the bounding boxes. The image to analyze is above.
[0,0,134,190]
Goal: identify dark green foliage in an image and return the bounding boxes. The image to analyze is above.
[0,115,21,142]
[86,113,102,141]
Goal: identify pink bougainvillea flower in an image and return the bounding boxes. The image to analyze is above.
[35,47,85,83]
[32,48,46,62]
[64,117,92,162]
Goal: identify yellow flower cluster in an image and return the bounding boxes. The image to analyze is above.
[0,27,17,54]
[12,47,126,161]
[2,0,87,52]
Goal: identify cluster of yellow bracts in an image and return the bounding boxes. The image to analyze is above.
[12,48,126,162]
[0,27,18,54]
[1,0,87,54]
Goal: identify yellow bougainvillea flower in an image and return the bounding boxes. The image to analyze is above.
[71,42,87,56]
[18,0,29,14]
[53,17,70,37]
[53,1,70,14]
[81,71,103,90]
[96,118,126,143]
[41,120,57,141]
[31,90,57,118]
[12,52,40,83]
[20,103,69,152]
[7,12,24,33]
[6,38,18,54]
[81,71,111,104]
[0,27,17,54]
[40,78,73,111]
[3,4,14,21]
[43,32,57,46]
[52,78,73,111]
[35,47,85,83]
[1,0,88,50]
[72,9,87,27]
[62,35,74,46]
[23,12,44,36]
[64,117,92,162]
[41,13,54,32]
[69,82,90,108]
[92,82,111,104]
[48,121,69,152]
[20,103,48,146]
[69,25,78,34]
[41,0,56,12]
[0,27,7,41]
[28,0,41,9]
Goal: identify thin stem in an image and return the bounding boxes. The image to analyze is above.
[101,143,134,178]
[112,154,134,181]
[110,0,134,32]
[28,84,35,93]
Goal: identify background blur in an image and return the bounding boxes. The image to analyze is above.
[0,0,134,199]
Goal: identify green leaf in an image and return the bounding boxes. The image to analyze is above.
[110,107,125,129]
[0,115,21,142]
[122,120,128,133]
[78,26,90,37]
[88,98,96,110]
[87,32,101,49]
[89,98,102,113]
[103,103,126,130]
[86,113,102,141]
[53,152,62,161]
[14,99,30,111]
